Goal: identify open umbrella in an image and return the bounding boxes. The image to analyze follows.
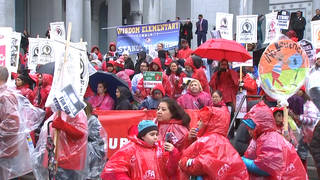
[89,71,133,101]
[193,38,252,62]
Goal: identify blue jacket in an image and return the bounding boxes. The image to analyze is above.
[196,19,208,34]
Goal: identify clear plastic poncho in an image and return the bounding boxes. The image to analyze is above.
[0,86,45,180]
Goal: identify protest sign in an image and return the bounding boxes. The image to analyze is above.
[236,15,258,43]
[277,10,290,30]
[52,84,86,117]
[10,32,21,73]
[95,109,199,158]
[27,38,39,70]
[259,39,309,100]
[143,71,163,88]
[235,90,247,118]
[46,40,89,107]
[311,20,320,49]
[298,39,316,67]
[216,12,233,40]
[0,27,12,68]
[50,22,66,40]
[116,21,180,55]
[264,12,279,44]
[38,38,54,65]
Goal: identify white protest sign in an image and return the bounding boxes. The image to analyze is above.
[46,40,89,107]
[264,12,280,44]
[311,20,320,49]
[38,38,54,65]
[216,12,233,40]
[27,38,39,70]
[298,39,316,67]
[9,32,21,73]
[0,27,12,68]
[236,15,258,43]
[236,89,247,118]
[50,22,66,40]
[52,84,86,117]
[276,10,290,30]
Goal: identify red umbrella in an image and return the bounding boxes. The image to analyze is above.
[193,38,252,62]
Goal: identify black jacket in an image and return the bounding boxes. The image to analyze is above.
[115,86,133,110]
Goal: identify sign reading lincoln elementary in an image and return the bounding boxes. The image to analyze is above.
[116,21,180,54]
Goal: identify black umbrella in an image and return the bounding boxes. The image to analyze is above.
[36,62,55,75]
[89,71,133,101]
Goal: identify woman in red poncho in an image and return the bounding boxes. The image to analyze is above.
[242,101,307,179]
[14,73,34,102]
[165,61,186,99]
[31,73,53,109]
[179,106,249,179]
[91,46,103,61]
[184,55,210,94]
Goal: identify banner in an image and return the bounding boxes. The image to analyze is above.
[28,38,55,70]
[0,27,12,68]
[259,39,309,100]
[298,39,316,67]
[276,10,290,30]
[50,22,66,40]
[236,15,258,43]
[95,110,199,158]
[264,12,279,44]
[10,32,21,73]
[46,40,89,107]
[311,20,320,49]
[116,21,180,55]
[216,13,233,40]
[143,71,163,88]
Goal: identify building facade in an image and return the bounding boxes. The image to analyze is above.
[0,0,319,53]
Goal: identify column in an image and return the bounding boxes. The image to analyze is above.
[66,0,83,42]
[0,0,15,28]
[143,0,160,24]
[107,0,122,44]
[52,0,63,22]
[83,0,92,48]
[130,0,143,25]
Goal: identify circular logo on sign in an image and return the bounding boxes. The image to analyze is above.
[241,20,253,33]
[42,45,52,55]
[33,47,39,57]
[220,17,228,28]
[55,26,63,36]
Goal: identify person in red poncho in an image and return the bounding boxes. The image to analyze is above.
[101,120,179,180]
[165,61,186,99]
[91,46,103,61]
[104,42,119,61]
[101,60,116,73]
[137,57,172,99]
[209,59,239,110]
[241,101,308,179]
[179,106,249,179]
[14,73,34,102]
[177,39,193,60]
[177,79,212,109]
[32,111,88,180]
[184,55,210,94]
[31,73,53,109]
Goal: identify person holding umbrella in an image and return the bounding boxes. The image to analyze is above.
[88,82,114,110]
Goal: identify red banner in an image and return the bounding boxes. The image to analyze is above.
[94,110,199,158]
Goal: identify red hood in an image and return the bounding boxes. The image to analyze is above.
[151,83,165,96]
[150,58,163,71]
[109,42,116,51]
[198,106,230,137]
[185,57,196,70]
[244,101,277,139]
[33,73,53,87]
[91,45,101,53]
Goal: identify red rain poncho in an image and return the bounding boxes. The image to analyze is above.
[101,136,180,180]
[179,106,249,179]
[244,101,308,179]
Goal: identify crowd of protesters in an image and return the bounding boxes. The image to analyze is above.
[1,9,320,179]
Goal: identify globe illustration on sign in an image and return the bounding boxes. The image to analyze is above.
[288,53,303,70]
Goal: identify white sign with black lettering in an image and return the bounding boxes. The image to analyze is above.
[27,38,39,70]
[50,22,66,40]
[236,15,258,43]
[264,12,280,44]
[216,12,233,40]
[10,32,21,73]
